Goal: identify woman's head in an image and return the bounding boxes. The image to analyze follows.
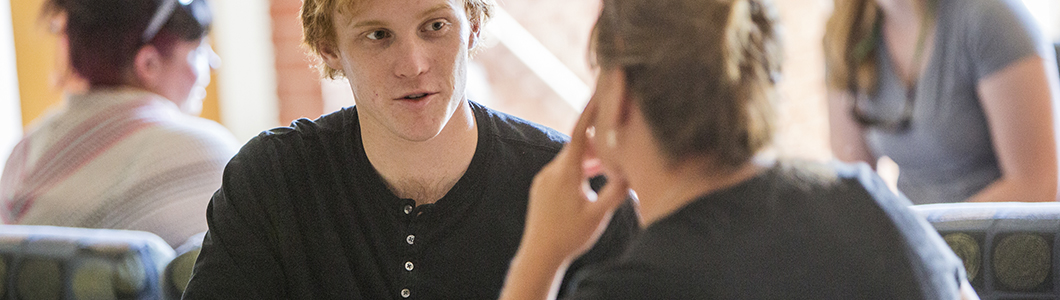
[42,0,213,88]
[591,0,782,170]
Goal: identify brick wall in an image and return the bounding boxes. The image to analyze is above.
[271,0,324,125]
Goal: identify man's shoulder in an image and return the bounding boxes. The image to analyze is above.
[233,108,354,163]
[471,101,568,154]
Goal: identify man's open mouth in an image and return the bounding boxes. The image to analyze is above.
[402,93,430,100]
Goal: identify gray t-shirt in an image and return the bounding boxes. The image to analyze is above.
[860,0,1057,204]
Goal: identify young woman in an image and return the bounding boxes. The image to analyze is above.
[500,0,977,298]
[0,0,238,247]
[825,0,1060,204]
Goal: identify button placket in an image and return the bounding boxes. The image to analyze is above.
[401,201,418,299]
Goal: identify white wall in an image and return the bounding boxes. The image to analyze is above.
[212,0,280,144]
[1023,0,1060,42]
[0,0,24,175]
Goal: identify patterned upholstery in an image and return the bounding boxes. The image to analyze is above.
[162,232,204,300]
[912,202,1060,300]
[0,225,176,300]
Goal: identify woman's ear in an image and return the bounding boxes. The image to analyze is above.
[133,45,163,88]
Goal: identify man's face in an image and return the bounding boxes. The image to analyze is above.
[322,0,475,142]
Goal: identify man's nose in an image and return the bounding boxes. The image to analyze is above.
[394,38,430,78]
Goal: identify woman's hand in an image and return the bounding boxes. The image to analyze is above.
[499,99,632,300]
[523,98,631,264]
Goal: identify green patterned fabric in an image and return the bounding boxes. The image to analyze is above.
[164,232,205,300]
[17,259,62,300]
[0,255,6,297]
[913,203,1060,300]
[993,233,1051,291]
[166,249,199,298]
[0,225,176,300]
[71,258,117,299]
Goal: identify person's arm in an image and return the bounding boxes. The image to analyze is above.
[828,90,878,168]
[968,55,1058,202]
[499,100,631,300]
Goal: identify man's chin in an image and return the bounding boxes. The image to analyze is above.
[398,128,446,143]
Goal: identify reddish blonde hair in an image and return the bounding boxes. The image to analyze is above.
[301,0,495,79]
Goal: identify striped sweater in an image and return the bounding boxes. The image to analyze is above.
[0,88,239,247]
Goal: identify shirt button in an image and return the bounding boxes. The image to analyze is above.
[406,235,415,245]
[401,288,411,298]
[403,205,413,215]
[405,261,414,271]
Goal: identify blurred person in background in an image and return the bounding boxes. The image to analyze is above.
[498,0,977,298]
[0,0,239,248]
[825,0,1060,204]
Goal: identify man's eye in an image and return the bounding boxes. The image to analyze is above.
[428,21,447,31]
[367,30,391,40]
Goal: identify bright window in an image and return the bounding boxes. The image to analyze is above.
[1,0,24,176]
[1023,0,1060,42]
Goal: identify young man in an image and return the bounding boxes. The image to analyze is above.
[181,0,637,298]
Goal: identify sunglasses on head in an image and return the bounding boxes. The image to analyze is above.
[141,0,209,43]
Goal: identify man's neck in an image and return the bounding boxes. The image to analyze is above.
[361,101,479,206]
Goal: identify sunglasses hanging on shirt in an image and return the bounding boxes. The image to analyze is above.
[847,0,936,132]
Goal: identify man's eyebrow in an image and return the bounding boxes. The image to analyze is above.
[349,20,386,29]
[346,4,453,29]
[418,3,454,19]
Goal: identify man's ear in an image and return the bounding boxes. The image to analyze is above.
[317,41,343,71]
[468,20,481,50]
[133,45,163,88]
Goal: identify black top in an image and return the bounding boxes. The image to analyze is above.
[566,161,965,300]
[182,102,639,299]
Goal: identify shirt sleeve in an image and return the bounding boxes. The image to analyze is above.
[182,136,289,299]
[967,0,1044,80]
